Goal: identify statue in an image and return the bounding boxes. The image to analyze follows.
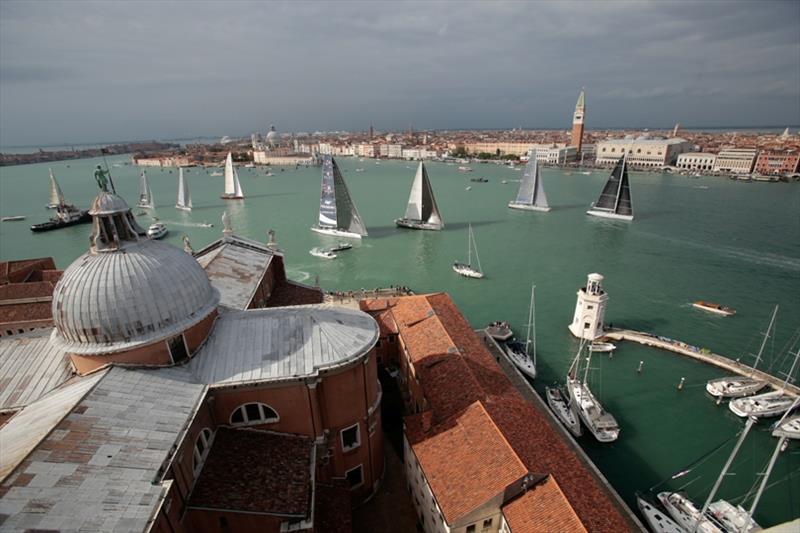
[94,165,110,192]
[182,234,193,254]
[222,211,232,234]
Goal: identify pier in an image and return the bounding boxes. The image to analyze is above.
[603,329,800,396]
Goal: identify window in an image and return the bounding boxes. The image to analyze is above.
[584,322,590,329]
[341,423,361,451]
[467,525,476,533]
[346,464,364,488]
[168,334,188,362]
[483,518,493,529]
[587,305,594,310]
[193,427,213,476]
[230,403,279,426]
[388,335,395,343]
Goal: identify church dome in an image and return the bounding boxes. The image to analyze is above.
[266,125,278,145]
[51,192,219,355]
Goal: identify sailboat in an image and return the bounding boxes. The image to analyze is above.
[310,155,368,239]
[730,346,800,418]
[137,170,154,209]
[452,224,483,279]
[504,285,537,379]
[46,169,66,209]
[175,168,192,211]
[508,150,550,212]
[566,340,619,442]
[395,162,444,230]
[221,152,244,200]
[587,154,634,221]
[706,305,776,399]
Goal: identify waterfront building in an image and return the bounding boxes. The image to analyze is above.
[568,273,609,341]
[676,152,718,171]
[713,148,759,174]
[353,143,376,158]
[401,147,438,160]
[754,150,800,176]
[533,145,577,165]
[0,191,384,531]
[133,154,192,167]
[462,142,577,161]
[253,150,317,166]
[0,257,62,337]
[360,293,637,532]
[571,89,586,153]
[380,143,404,158]
[595,137,691,167]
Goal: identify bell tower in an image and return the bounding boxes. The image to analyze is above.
[571,88,586,153]
[568,273,608,340]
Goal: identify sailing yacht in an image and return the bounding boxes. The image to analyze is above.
[546,386,582,438]
[46,169,65,209]
[566,340,619,442]
[707,305,777,399]
[452,224,483,279]
[395,162,444,230]
[508,150,550,212]
[137,170,154,209]
[587,154,634,221]
[504,285,537,379]
[175,168,192,211]
[221,152,244,200]
[311,155,368,239]
[636,494,685,533]
[730,347,799,418]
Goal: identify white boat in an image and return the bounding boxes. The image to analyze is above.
[587,154,634,221]
[311,155,368,239]
[693,300,736,316]
[504,285,538,379]
[707,305,776,399]
[395,162,445,231]
[657,492,723,533]
[545,386,582,438]
[730,346,799,418]
[210,170,223,177]
[199,223,214,228]
[355,168,365,172]
[772,403,800,439]
[566,341,619,442]
[309,247,336,259]
[457,166,472,172]
[147,222,168,240]
[221,152,244,200]
[707,500,761,533]
[244,163,255,168]
[508,150,551,212]
[175,168,192,211]
[636,495,684,533]
[137,170,154,209]
[589,342,616,353]
[465,186,472,191]
[265,171,274,177]
[453,224,483,279]
[486,321,513,342]
[46,168,66,209]
[1,216,25,222]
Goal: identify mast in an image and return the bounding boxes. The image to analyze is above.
[745,435,786,529]
[467,224,472,266]
[752,305,778,373]
[613,152,627,213]
[525,285,536,364]
[582,341,592,386]
[471,225,482,273]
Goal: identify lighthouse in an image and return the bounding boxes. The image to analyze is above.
[568,273,608,340]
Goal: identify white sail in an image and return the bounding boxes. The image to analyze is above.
[509,151,550,211]
[137,171,154,209]
[397,162,444,229]
[233,171,243,199]
[222,152,243,198]
[176,168,192,210]
[48,169,65,207]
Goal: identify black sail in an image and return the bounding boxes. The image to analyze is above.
[594,157,624,211]
[616,161,633,217]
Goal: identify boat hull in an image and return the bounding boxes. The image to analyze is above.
[586,209,634,221]
[636,495,685,533]
[545,387,582,437]
[566,378,620,442]
[175,206,192,212]
[705,377,766,398]
[30,211,91,232]
[452,264,483,279]
[310,226,364,239]
[504,343,536,379]
[508,202,551,212]
[692,302,735,316]
[220,195,244,200]
[395,218,443,231]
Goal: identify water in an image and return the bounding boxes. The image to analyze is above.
[1,156,799,526]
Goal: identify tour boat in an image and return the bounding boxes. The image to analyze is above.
[545,386,582,438]
[636,494,684,533]
[46,169,66,209]
[147,222,168,240]
[137,170,154,209]
[309,247,336,260]
[452,224,483,279]
[330,242,352,252]
[589,342,616,353]
[175,168,192,211]
[693,300,736,316]
[587,154,634,221]
[311,155,368,239]
[508,150,551,212]
[486,321,513,342]
[395,162,444,231]
[566,340,619,442]
[1,216,25,222]
[503,285,538,379]
[221,152,244,200]
[30,205,91,232]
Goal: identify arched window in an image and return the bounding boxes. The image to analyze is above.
[193,427,213,476]
[229,402,279,426]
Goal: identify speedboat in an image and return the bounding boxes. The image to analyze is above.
[1,215,25,222]
[636,494,684,533]
[589,342,616,353]
[545,386,582,437]
[457,166,472,172]
[330,242,352,252]
[693,301,736,316]
[147,222,168,240]
[469,177,489,183]
[309,247,336,259]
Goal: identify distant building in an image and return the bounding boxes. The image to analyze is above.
[595,137,691,167]
[713,148,758,174]
[754,150,800,176]
[380,143,404,158]
[133,154,192,167]
[253,151,317,166]
[534,145,577,165]
[353,143,376,158]
[0,258,62,337]
[571,89,586,153]
[401,148,438,160]
[676,152,717,171]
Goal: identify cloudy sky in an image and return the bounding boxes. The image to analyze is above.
[1,1,798,147]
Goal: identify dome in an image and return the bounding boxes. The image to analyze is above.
[89,191,130,215]
[51,239,219,355]
[266,125,278,145]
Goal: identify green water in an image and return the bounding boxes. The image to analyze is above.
[2,156,799,526]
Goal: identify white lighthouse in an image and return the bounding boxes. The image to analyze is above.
[568,273,609,340]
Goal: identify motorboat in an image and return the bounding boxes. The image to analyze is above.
[545,386,582,437]
[330,242,353,252]
[486,321,513,342]
[457,166,472,172]
[636,494,684,533]
[31,206,91,232]
[309,247,336,259]
[147,222,168,240]
[470,177,489,183]
[589,342,616,353]
[693,301,736,316]
[1,216,25,222]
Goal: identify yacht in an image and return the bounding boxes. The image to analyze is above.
[508,150,550,212]
[452,224,483,279]
[545,386,582,437]
[693,300,736,316]
[587,154,634,221]
[657,492,724,533]
[311,155,368,239]
[147,222,168,240]
[589,342,616,353]
[503,285,538,380]
[395,162,444,231]
[636,495,684,533]
[566,340,619,442]
[729,346,799,418]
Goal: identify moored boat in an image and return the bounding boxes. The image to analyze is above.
[503,285,538,380]
[566,340,619,442]
[657,492,723,533]
[636,494,684,533]
[693,300,736,316]
[729,390,798,418]
[146,222,168,240]
[589,342,616,353]
[546,386,582,438]
[487,321,513,341]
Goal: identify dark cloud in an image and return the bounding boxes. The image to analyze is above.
[0,0,798,146]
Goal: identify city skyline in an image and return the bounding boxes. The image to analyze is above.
[1,0,798,147]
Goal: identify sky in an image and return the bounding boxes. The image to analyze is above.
[1,0,798,147]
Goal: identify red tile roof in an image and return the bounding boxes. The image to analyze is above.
[266,279,323,307]
[0,258,56,285]
[189,427,313,516]
[314,482,353,533]
[406,401,528,525]
[0,281,57,327]
[502,476,587,533]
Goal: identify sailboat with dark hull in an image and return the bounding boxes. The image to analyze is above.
[508,150,550,212]
[587,155,634,221]
[395,162,444,230]
[32,169,90,232]
[311,155,368,239]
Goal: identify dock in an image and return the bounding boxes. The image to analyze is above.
[603,329,799,396]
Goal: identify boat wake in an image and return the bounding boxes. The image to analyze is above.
[155,220,214,228]
[288,270,311,282]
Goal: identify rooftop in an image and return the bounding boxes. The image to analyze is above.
[502,476,587,533]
